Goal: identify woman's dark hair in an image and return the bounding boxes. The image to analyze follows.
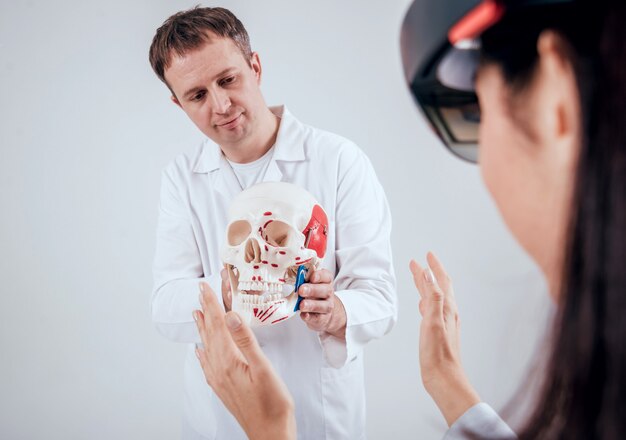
[481,1,626,438]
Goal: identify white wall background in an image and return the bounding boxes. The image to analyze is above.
[0,0,553,438]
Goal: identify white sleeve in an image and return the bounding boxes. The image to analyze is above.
[443,403,517,440]
[319,144,398,368]
[151,166,222,343]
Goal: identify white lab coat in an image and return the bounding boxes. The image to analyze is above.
[152,106,397,440]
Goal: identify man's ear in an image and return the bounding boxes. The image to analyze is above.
[250,52,262,85]
[171,94,182,109]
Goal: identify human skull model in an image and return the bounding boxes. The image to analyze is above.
[220,182,329,327]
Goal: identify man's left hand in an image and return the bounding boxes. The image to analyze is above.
[298,268,346,339]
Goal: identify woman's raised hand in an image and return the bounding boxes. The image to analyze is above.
[194,283,296,440]
[410,252,481,426]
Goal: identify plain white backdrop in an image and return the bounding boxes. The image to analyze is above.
[0,0,552,438]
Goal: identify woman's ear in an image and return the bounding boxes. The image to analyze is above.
[534,30,581,153]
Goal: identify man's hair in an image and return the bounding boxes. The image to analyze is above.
[149,6,252,90]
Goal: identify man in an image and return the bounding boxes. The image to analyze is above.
[149,7,397,440]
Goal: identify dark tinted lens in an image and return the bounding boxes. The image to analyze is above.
[419,99,480,163]
[438,103,480,162]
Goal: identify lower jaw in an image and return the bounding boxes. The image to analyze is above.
[233,293,298,327]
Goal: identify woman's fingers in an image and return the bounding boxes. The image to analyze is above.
[409,259,427,299]
[224,311,271,370]
[194,309,210,355]
[427,252,455,297]
[411,255,455,322]
[421,264,445,321]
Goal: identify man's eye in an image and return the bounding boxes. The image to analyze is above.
[220,76,235,86]
[192,91,206,101]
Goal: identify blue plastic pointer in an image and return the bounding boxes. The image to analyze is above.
[294,265,308,311]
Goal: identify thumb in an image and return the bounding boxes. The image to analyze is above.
[221,270,232,311]
[423,267,444,320]
[225,311,268,366]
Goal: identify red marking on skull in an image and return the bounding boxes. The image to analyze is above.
[264,212,272,216]
[253,308,259,317]
[278,278,285,282]
[271,263,278,268]
[254,265,260,269]
[263,220,273,228]
[262,260,268,264]
[258,276,262,281]
[295,257,301,260]
[279,251,286,255]
[259,303,278,321]
[271,316,289,324]
[252,276,256,281]
[264,245,269,251]
[301,204,329,258]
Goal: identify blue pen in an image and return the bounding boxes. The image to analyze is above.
[293,265,308,311]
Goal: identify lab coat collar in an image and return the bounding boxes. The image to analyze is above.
[192,105,305,174]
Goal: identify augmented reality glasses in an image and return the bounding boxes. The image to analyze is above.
[401,0,577,163]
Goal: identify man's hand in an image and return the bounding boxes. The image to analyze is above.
[221,267,232,312]
[298,268,346,338]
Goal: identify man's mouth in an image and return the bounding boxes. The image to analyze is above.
[217,113,242,128]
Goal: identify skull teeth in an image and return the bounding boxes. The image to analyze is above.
[239,293,285,310]
[238,281,283,293]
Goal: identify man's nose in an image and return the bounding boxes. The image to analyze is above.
[209,88,231,114]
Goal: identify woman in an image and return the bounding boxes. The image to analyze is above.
[193,0,626,438]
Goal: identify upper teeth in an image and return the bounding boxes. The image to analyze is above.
[238,281,283,293]
[239,293,284,304]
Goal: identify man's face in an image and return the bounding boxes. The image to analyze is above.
[164,35,266,148]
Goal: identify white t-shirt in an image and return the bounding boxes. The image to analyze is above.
[226,146,275,190]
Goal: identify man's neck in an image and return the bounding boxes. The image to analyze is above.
[222,108,280,164]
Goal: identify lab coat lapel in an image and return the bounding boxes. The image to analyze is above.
[193,138,241,200]
[262,106,305,183]
[263,159,283,182]
[213,155,242,200]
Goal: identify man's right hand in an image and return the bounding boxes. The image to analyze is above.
[221,267,232,311]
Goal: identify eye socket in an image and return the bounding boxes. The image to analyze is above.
[219,76,236,87]
[263,220,295,248]
[227,220,252,246]
[191,90,206,102]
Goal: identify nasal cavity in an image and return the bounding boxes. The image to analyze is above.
[244,239,262,263]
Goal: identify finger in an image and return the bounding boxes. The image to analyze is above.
[422,265,445,321]
[300,311,325,328]
[418,299,425,316]
[221,277,232,311]
[409,259,427,300]
[298,283,332,299]
[224,311,271,368]
[194,346,209,376]
[299,298,333,314]
[222,288,232,311]
[426,252,453,296]
[200,282,226,321]
[194,309,212,353]
[199,283,230,344]
[309,268,333,284]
